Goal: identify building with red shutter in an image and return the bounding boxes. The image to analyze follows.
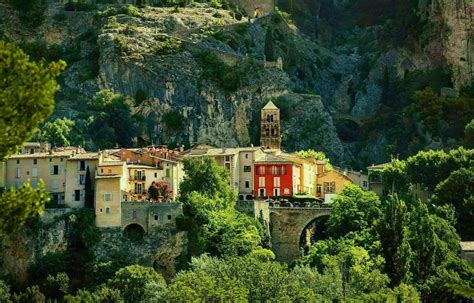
[253,151,301,198]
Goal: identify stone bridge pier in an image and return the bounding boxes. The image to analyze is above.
[270,207,332,263]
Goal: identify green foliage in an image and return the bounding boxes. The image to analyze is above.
[165,270,248,302]
[464,119,474,148]
[97,4,141,18]
[108,265,166,302]
[46,272,70,298]
[64,286,124,303]
[9,0,46,27]
[295,149,333,171]
[153,36,182,55]
[412,87,443,134]
[88,89,138,149]
[195,52,262,92]
[375,195,413,286]
[432,167,474,240]
[161,110,184,132]
[0,40,65,160]
[203,210,262,256]
[179,157,235,211]
[0,280,11,303]
[12,285,45,303]
[39,118,79,147]
[0,180,49,234]
[326,184,381,247]
[264,27,275,62]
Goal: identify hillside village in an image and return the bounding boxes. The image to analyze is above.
[0,102,373,228]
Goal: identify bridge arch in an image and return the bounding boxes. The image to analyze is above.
[269,207,331,263]
[298,215,330,254]
[123,223,146,241]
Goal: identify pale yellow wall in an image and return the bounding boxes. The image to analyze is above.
[5,156,68,202]
[64,159,98,208]
[97,164,123,176]
[238,150,260,195]
[302,162,317,196]
[316,170,353,198]
[293,165,301,194]
[95,177,123,228]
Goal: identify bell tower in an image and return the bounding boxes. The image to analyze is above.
[260,101,281,150]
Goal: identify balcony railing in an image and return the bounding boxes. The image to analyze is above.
[130,176,146,181]
[133,190,148,195]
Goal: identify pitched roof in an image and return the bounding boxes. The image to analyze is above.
[263,101,278,110]
[255,152,293,164]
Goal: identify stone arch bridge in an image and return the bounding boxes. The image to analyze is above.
[269,207,332,263]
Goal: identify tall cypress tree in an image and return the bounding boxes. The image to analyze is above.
[84,166,94,208]
[264,27,275,62]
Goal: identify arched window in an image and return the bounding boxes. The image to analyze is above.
[267,115,271,122]
[270,115,274,122]
[271,128,275,135]
[265,127,270,136]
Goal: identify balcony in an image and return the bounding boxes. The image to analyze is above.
[133,190,148,195]
[130,176,146,181]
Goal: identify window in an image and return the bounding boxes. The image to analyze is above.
[274,188,280,196]
[135,183,143,194]
[154,172,157,178]
[33,159,37,165]
[101,169,104,173]
[79,174,85,185]
[274,177,280,187]
[78,160,86,171]
[49,158,52,162]
[316,184,322,194]
[106,207,110,214]
[60,158,63,162]
[259,188,265,197]
[31,179,38,188]
[281,166,286,175]
[225,163,231,170]
[154,215,158,220]
[363,181,368,188]
[225,155,231,162]
[167,215,172,220]
[258,166,265,175]
[245,153,249,159]
[245,181,250,188]
[30,148,34,154]
[16,159,20,164]
[271,166,278,175]
[15,168,20,178]
[103,193,113,201]
[259,177,265,187]
[243,166,251,172]
[74,190,81,201]
[324,182,336,193]
[284,188,290,194]
[52,180,59,190]
[51,165,60,175]
[99,208,103,213]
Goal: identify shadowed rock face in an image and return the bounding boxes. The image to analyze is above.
[1,2,471,166]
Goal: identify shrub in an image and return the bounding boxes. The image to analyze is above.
[153,36,182,55]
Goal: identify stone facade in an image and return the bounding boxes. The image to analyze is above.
[270,207,332,263]
[121,202,182,233]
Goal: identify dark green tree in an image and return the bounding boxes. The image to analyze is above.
[264,27,275,62]
[109,265,166,302]
[0,40,65,159]
[375,195,413,286]
[84,167,94,209]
